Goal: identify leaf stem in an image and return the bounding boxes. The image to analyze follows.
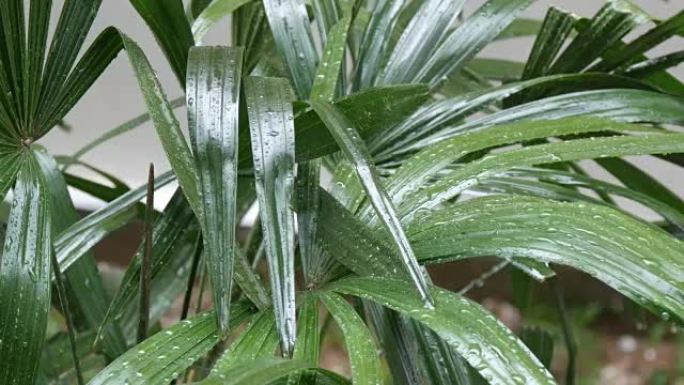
[137,163,154,343]
[181,233,203,321]
[550,278,576,385]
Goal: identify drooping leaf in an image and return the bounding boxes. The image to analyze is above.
[409,194,684,321]
[129,0,194,85]
[312,101,433,306]
[120,33,202,218]
[328,277,556,385]
[467,59,525,82]
[319,292,382,385]
[0,153,52,385]
[245,76,297,355]
[187,46,244,337]
[262,0,318,99]
[88,306,252,385]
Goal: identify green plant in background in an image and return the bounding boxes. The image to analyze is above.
[1,0,684,384]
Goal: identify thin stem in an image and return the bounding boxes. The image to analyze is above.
[181,233,204,321]
[195,259,208,314]
[138,164,155,343]
[550,278,576,385]
[50,249,84,385]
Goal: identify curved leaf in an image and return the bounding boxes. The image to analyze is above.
[312,101,433,306]
[129,0,194,84]
[0,154,52,385]
[319,292,382,385]
[212,310,278,373]
[88,306,252,385]
[120,33,202,218]
[400,133,684,222]
[328,277,555,385]
[311,15,352,102]
[408,194,684,321]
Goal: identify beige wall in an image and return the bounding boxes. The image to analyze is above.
[41,1,684,212]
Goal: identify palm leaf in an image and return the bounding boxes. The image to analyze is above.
[187,46,244,337]
[245,76,298,355]
[408,194,684,321]
[319,292,382,385]
[328,277,556,385]
[0,153,52,385]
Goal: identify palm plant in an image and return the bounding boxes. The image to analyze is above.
[1,0,684,384]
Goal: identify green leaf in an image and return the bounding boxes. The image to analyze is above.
[548,0,647,74]
[328,277,556,385]
[311,15,352,102]
[380,117,649,220]
[0,153,52,385]
[420,89,684,149]
[521,7,575,80]
[23,0,51,131]
[416,0,532,87]
[97,190,199,343]
[245,76,297,355]
[319,292,382,385]
[129,0,194,85]
[212,310,279,373]
[375,73,651,156]
[89,306,252,385]
[291,84,430,163]
[37,0,103,136]
[36,27,124,136]
[312,100,433,306]
[591,9,684,72]
[379,0,464,85]
[187,46,243,337]
[413,319,472,385]
[201,358,310,385]
[120,33,202,218]
[289,295,321,384]
[353,0,405,89]
[192,0,253,42]
[400,133,684,222]
[623,50,684,79]
[263,0,318,99]
[0,150,21,199]
[596,158,684,219]
[296,159,326,287]
[409,194,684,321]
[54,171,175,272]
[33,148,127,359]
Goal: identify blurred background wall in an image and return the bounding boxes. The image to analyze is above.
[40,0,684,211]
